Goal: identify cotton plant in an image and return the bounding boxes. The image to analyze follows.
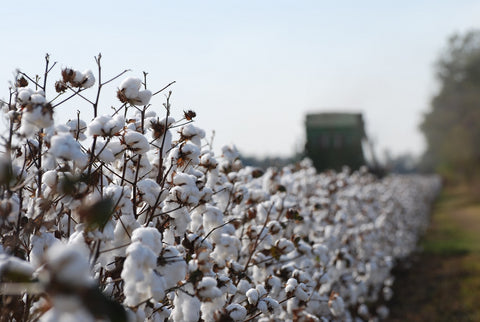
[0,55,442,322]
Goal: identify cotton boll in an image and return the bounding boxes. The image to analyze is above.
[66,119,87,141]
[131,227,162,256]
[197,276,222,301]
[180,124,205,147]
[87,114,124,137]
[94,141,115,163]
[226,304,247,321]
[0,253,34,279]
[49,132,88,167]
[246,288,259,304]
[158,246,187,289]
[237,279,251,295]
[136,89,152,106]
[123,131,150,154]
[17,88,34,105]
[221,145,239,162]
[285,278,298,294]
[30,231,59,268]
[20,105,54,137]
[295,283,311,301]
[172,287,201,322]
[41,243,93,287]
[81,70,95,88]
[328,293,345,317]
[257,300,268,313]
[119,77,142,99]
[136,179,164,207]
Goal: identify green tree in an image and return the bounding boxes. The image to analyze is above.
[420,30,480,182]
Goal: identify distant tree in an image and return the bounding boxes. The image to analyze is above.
[420,30,480,181]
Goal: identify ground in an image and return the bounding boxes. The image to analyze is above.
[387,185,480,321]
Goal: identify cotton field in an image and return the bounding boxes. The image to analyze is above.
[0,57,441,321]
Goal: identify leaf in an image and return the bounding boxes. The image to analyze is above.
[78,197,115,231]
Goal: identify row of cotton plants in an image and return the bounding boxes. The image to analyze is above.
[0,56,441,321]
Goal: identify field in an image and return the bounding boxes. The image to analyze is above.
[388,185,480,321]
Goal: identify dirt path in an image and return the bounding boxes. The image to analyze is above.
[386,186,480,321]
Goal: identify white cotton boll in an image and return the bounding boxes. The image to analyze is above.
[246,288,259,304]
[328,293,345,317]
[257,300,268,313]
[221,145,239,162]
[94,141,115,163]
[376,305,389,319]
[136,179,164,206]
[30,232,59,268]
[87,114,124,137]
[66,119,87,141]
[312,244,329,265]
[180,291,201,322]
[237,279,251,295]
[71,69,84,83]
[43,170,58,188]
[263,297,280,314]
[158,246,186,289]
[198,277,222,300]
[81,69,95,88]
[285,278,298,294]
[30,93,46,105]
[137,89,152,105]
[180,124,205,146]
[0,253,34,278]
[131,227,162,256]
[295,283,311,301]
[20,106,54,136]
[123,131,150,154]
[226,304,247,321]
[49,132,88,167]
[276,238,295,255]
[150,273,167,301]
[17,88,33,104]
[119,77,142,98]
[256,284,267,298]
[43,243,93,287]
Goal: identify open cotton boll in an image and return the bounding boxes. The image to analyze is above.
[180,124,206,146]
[226,304,247,321]
[172,287,201,322]
[42,243,93,287]
[136,179,164,206]
[221,145,239,162]
[136,89,152,106]
[119,77,142,98]
[17,88,34,105]
[81,69,95,89]
[94,141,115,163]
[87,114,124,137]
[66,119,87,141]
[246,288,259,304]
[328,293,345,317]
[157,246,186,289]
[0,253,34,278]
[20,105,54,137]
[123,131,150,154]
[197,276,222,301]
[130,227,162,256]
[49,132,88,167]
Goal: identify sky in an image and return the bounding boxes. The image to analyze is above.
[1,1,480,159]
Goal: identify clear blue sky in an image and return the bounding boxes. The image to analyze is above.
[2,1,480,158]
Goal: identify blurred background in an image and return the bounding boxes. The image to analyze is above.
[2,0,480,178]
